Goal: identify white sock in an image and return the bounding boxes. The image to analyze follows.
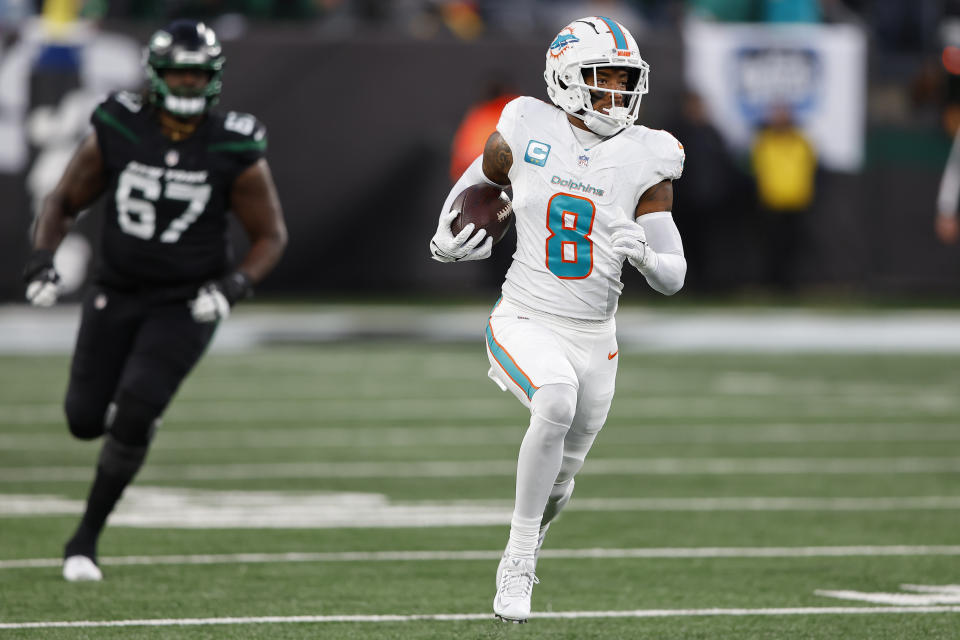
[506,514,541,559]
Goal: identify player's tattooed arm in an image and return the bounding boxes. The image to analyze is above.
[634,180,673,218]
[482,132,513,186]
[32,132,107,251]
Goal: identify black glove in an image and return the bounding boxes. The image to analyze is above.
[217,271,254,306]
[23,249,61,307]
[189,271,253,323]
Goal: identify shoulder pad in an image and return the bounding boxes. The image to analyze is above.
[94,91,143,120]
[497,97,553,149]
[645,128,684,159]
[112,91,144,114]
[497,97,523,127]
[640,127,685,180]
[222,111,266,139]
[501,96,552,122]
[92,92,144,145]
[209,111,268,155]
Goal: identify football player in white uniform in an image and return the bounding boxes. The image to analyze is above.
[430,16,686,623]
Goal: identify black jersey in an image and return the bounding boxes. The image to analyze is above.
[90,91,266,289]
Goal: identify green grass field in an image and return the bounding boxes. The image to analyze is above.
[1,343,959,639]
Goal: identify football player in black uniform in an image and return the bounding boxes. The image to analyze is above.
[22,20,288,581]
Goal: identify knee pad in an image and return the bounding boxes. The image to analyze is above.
[556,453,586,484]
[524,384,578,452]
[105,392,163,447]
[64,395,109,441]
[64,402,105,440]
[530,383,577,428]
[97,392,161,478]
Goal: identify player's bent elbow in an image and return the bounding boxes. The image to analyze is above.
[658,279,684,296]
[651,278,684,296]
[272,226,289,253]
[259,226,289,258]
[647,254,686,296]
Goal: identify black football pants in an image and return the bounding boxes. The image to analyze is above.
[64,283,217,442]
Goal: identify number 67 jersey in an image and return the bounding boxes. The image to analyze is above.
[91,91,267,290]
[497,96,684,321]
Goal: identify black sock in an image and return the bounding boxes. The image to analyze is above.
[64,467,131,562]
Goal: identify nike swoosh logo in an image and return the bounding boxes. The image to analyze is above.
[608,351,618,360]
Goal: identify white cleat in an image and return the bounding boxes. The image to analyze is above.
[63,555,102,582]
[493,554,539,623]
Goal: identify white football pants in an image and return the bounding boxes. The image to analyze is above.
[486,297,618,555]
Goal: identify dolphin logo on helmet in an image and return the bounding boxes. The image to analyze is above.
[549,29,580,57]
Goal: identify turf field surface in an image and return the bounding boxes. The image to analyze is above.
[1,343,958,639]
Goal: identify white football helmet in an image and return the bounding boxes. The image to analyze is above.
[544,16,649,136]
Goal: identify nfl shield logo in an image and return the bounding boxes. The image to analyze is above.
[578,154,590,167]
[165,150,179,167]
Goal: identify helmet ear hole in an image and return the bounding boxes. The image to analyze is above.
[554,71,568,90]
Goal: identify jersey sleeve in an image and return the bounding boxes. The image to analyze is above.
[90,92,144,169]
[647,129,685,181]
[497,97,548,161]
[627,128,687,210]
[494,97,525,151]
[497,97,548,183]
[209,111,268,174]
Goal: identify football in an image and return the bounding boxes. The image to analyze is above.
[450,184,513,245]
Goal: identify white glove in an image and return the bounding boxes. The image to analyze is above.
[26,275,61,307]
[609,217,657,272]
[23,250,62,307]
[189,283,231,322]
[429,209,492,262]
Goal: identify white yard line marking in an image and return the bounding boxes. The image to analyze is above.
[3,395,957,424]
[4,545,960,571]
[5,492,960,526]
[1,606,959,629]
[901,584,960,593]
[5,423,960,450]
[2,457,959,483]
[568,496,960,511]
[816,585,960,605]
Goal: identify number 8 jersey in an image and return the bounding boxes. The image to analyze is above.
[497,97,684,321]
[91,91,267,289]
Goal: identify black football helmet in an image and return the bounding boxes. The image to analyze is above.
[145,20,225,117]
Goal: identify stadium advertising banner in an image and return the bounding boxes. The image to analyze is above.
[683,18,867,172]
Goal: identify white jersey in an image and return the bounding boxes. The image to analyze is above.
[497,96,684,320]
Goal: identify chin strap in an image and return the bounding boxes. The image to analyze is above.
[581,110,628,136]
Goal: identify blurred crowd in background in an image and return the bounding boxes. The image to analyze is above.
[2,0,960,300]
[0,1,948,51]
